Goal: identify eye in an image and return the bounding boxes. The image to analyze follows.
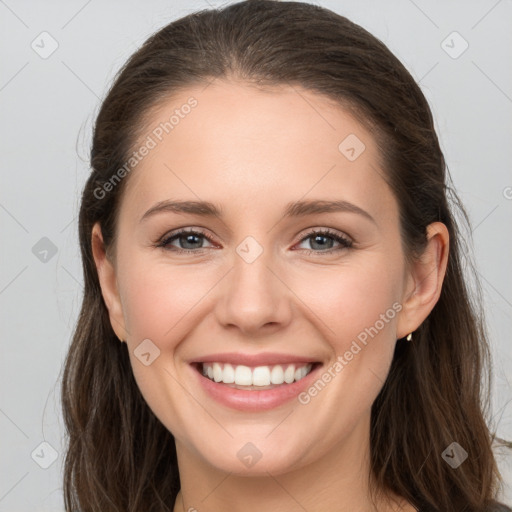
[155,227,353,255]
[156,228,215,254]
[295,228,353,254]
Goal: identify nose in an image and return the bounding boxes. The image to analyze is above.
[214,242,293,337]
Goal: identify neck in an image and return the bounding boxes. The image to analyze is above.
[172,414,414,512]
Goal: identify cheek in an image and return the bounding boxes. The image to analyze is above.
[119,256,216,341]
[117,257,220,437]
[293,256,402,346]
[283,259,402,444]
[287,254,403,420]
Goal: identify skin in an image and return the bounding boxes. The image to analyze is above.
[92,80,449,512]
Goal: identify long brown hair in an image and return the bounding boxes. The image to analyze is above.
[61,1,510,510]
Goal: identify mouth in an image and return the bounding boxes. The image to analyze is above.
[188,352,324,411]
[192,361,321,390]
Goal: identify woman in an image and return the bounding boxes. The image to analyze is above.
[61,1,511,510]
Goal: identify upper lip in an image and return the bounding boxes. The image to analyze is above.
[189,352,321,367]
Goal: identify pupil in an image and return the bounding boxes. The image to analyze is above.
[182,234,201,249]
[311,235,332,250]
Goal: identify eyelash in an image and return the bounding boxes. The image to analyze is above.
[155,227,353,255]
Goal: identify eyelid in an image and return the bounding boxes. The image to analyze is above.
[294,227,353,245]
[157,227,217,247]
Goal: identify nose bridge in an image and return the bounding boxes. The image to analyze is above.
[215,233,292,332]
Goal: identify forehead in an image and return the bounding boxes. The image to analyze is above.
[120,79,397,225]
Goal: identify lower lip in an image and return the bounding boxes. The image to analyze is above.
[191,363,322,412]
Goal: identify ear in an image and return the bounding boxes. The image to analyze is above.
[396,222,449,339]
[91,222,128,342]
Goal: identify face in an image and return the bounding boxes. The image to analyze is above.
[96,79,422,476]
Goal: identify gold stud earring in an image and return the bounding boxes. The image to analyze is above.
[406,333,412,341]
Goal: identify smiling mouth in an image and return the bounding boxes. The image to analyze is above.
[192,362,321,390]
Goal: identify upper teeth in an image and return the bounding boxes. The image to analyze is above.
[202,362,313,386]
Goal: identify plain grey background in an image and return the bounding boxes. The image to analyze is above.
[1,0,511,510]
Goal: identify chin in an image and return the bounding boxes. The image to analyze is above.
[192,437,309,477]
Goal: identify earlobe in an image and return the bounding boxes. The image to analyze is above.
[396,222,449,339]
[91,222,127,342]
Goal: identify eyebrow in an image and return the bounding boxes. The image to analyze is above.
[140,199,375,224]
